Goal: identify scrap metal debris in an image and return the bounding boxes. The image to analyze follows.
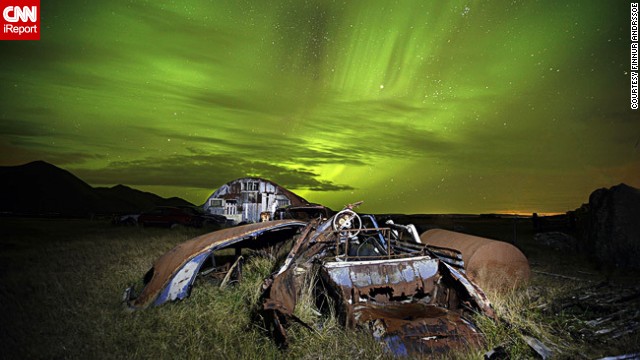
[125,202,531,357]
[545,282,640,343]
[596,353,640,360]
[522,335,553,360]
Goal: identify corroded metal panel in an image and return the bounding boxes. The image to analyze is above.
[322,256,489,356]
[153,252,209,306]
[421,229,530,291]
[353,303,484,356]
[323,256,440,304]
[204,177,310,223]
[126,220,307,309]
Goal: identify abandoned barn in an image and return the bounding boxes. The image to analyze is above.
[203,177,308,223]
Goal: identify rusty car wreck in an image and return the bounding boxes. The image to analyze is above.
[124,203,529,357]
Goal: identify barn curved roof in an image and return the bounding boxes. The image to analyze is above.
[205,177,309,207]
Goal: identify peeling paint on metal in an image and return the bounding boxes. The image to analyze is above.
[154,252,209,306]
[126,220,307,309]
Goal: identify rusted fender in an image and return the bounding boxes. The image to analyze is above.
[261,266,299,347]
[353,302,484,356]
[420,229,530,292]
[125,220,307,310]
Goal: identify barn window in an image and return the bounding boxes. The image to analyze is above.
[249,182,259,191]
[209,198,224,207]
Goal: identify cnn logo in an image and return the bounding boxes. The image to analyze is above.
[1,0,40,40]
[3,6,37,22]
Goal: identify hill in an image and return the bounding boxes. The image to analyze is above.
[94,184,193,212]
[0,161,193,217]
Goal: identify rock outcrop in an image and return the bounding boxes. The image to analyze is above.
[575,184,640,268]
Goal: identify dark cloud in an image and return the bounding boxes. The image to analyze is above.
[305,112,455,160]
[0,118,53,137]
[132,126,239,148]
[134,126,368,166]
[0,141,104,166]
[189,90,277,115]
[72,153,354,192]
[345,98,425,115]
[0,118,88,152]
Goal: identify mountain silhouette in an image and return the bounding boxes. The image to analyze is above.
[0,161,193,217]
[94,184,192,212]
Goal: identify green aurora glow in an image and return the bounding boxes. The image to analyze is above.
[1,0,638,214]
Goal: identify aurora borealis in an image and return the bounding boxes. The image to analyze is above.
[1,1,638,214]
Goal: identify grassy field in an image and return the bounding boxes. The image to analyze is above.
[0,217,638,359]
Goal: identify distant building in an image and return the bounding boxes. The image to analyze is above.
[203,177,309,224]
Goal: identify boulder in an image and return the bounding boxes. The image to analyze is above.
[577,184,640,268]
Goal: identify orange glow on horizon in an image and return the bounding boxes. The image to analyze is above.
[493,210,565,217]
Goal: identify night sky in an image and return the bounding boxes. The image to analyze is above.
[1,1,638,214]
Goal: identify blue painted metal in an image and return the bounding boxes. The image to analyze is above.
[324,256,439,292]
[154,252,211,306]
[131,220,307,309]
[361,214,387,249]
[383,335,409,357]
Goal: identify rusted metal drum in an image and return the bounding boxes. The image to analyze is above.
[420,229,530,292]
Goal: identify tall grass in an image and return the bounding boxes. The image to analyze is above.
[0,219,386,359]
[1,218,637,359]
